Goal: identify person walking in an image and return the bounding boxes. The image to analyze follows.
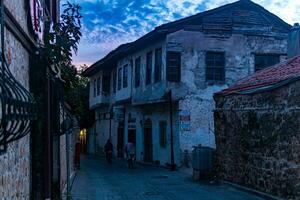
[125,142,135,168]
[104,139,113,163]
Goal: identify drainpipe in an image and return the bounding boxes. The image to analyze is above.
[169,90,176,171]
[65,129,70,200]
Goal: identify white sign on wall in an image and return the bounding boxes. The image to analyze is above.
[113,106,124,122]
[179,110,191,131]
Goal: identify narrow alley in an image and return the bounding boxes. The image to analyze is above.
[70,156,264,200]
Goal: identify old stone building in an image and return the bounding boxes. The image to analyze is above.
[83,0,290,166]
[214,24,300,199]
[214,54,300,199]
[0,0,41,198]
[0,0,79,199]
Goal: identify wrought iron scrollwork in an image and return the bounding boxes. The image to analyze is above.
[50,73,74,136]
[59,102,73,135]
[0,0,36,152]
[0,57,37,152]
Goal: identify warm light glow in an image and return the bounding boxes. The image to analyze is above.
[80,129,87,139]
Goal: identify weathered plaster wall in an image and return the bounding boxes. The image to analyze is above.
[167,30,287,151]
[92,107,116,154]
[0,28,30,198]
[117,40,167,104]
[214,81,300,199]
[124,103,180,166]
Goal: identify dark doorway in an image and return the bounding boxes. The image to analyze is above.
[128,129,136,144]
[143,119,153,162]
[117,122,124,158]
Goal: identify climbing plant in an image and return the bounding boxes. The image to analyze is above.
[41,2,93,128]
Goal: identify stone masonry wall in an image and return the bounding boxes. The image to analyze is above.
[0,29,30,198]
[0,1,31,198]
[214,80,300,199]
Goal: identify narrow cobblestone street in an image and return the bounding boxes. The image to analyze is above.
[70,155,264,200]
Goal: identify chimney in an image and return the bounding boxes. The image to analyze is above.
[287,23,300,58]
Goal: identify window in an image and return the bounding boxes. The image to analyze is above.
[123,64,128,88]
[113,71,116,93]
[97,77,101,96]
[255,54,280,71]
[154,48,162,83]
[102,75,111,94]
[117,67,122,90]
[146,51,152,85]
[206,52,225,82]
[93,79,96,97]
[159,121,167,147]
[167,51,181,82]
[135,57,141,88]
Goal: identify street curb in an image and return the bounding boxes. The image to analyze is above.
[221,180,283,200]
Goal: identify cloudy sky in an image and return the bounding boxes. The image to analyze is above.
[69,0,300,67]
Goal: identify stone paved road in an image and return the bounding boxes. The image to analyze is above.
[70,155,264,200]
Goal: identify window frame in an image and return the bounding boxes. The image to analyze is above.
[123,64,128,88]
[117,67,122,90]
[254,54,280,72]
[135,57,141,88]
[154,48,162,83]
[93,79,97,97]
[113,71,116,93]
[146,51,153,85]
[97,76,101,96]
[102,74,111,94]
[205,51,225,83]
[166,51,181,82]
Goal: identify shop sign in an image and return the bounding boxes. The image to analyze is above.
[179,110,191,131]
[30,0,44,42]
[113,106,124,121]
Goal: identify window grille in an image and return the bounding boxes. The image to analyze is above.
[205,52,225,82]
[0,2,37,152]
[167,51,181,82]
[255,54,280,71]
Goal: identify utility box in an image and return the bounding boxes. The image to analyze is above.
[192,145,214,180]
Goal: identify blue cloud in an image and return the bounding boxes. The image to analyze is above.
[70,0,298,67]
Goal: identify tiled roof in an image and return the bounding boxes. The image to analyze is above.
[82,0,291,77]
[216,55,300,95]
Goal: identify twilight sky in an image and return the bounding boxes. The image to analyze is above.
[69,0,300,67]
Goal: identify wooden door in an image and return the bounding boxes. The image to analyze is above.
[117,122,124,158]
[128,129,136,145]
[143,119,153,162]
